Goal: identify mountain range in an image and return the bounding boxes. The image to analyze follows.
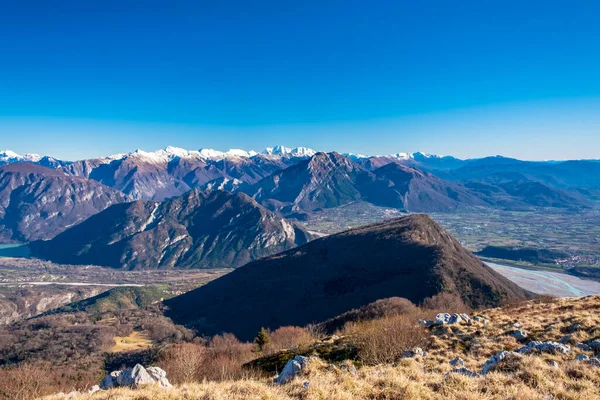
[0,145,597,253]
[165,214,533,340]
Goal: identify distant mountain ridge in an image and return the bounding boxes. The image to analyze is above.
[0,146,596,232]
[30,189,312,269]
[250,152,488,213]
[0,163,130,242]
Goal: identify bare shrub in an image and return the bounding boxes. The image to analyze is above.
[305,323,327,340]
[320,297,419,334]
[421,292,470,314]
[0,363,55,400]
[158,343,204,384]
[157,334,259,383]
[344,312,430,365]
[264,326,315,355]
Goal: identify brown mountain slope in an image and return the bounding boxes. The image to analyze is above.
[30,190,312,269]
[164,214,532,340]
[0,163,130,243]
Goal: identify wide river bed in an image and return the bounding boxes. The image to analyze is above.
[487,262,600,297]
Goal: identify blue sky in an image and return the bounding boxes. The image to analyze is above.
[1,1,599,160]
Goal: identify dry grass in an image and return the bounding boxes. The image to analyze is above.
[110,331,153,353]
[42,355,600,400]
[42,295,600,400]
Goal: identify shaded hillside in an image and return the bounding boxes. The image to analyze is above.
[165,215,532,340]
[370,163,488,211]
[31,190,312,270]
[0,163,130,243]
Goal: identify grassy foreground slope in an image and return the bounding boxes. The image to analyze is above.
[46,295,600,400]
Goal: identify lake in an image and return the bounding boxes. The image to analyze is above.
[0,244,30,258]
[488,262,600,297]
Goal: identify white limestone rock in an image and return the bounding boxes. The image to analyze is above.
[274,356,310,385]
[481,350,523,374]
[518,341,571,355]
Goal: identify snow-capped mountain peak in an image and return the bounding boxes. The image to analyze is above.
[390,152,413,160]
[225,149,257,158]
[0,150,43,164]
[263,145,316,157]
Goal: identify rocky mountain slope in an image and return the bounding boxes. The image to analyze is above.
[165,214,532,340]
[250,152,490,214]
[0,285,103,325]
[0,163,130,242]
[30,189,312,269]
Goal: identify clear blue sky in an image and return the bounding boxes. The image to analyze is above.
[1,0,599,160]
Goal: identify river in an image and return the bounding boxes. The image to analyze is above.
[487,262,600,297]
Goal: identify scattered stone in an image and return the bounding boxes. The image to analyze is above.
[448,314,464,325]
[558,335,573,344]
[65,392,79,399]
[567,323,582,333]
[511,330,528,340]
[302,381,310,390]
[99,374,114,390]
[459,314,472,324]
[401,347,428,358]
[275,356,310,384]
[435,313,452,325]
[340,363,357,376]
[419,319,433,328]
[548,361,559,368]
[447,367,480,378]
[88,385,101,394]
[587,340,600,350]
[575,354,590,361]
[422,313,477,327]
[513,322,523,329]
[146,367,172,388]
[518,341,571,355]
[473,316,489,325]
[481,350,523,374]
[576,343,592,351]
[589,358,600,367]
[449,357,465,368]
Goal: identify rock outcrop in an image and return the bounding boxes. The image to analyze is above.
[99,364,171,390]
[274,356,310,385]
